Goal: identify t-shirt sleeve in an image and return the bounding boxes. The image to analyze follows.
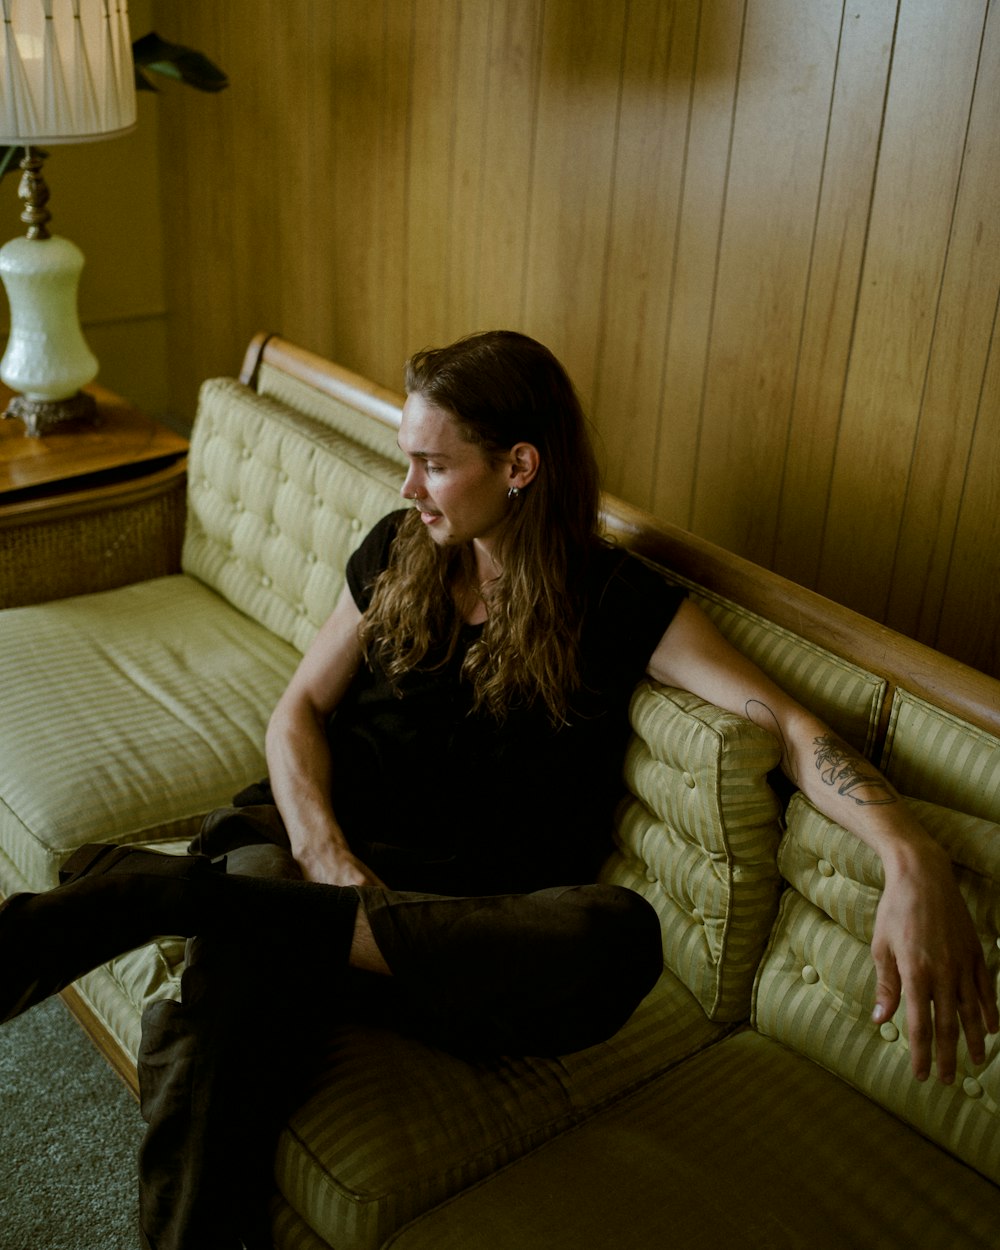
[588,546,687,690]
[345,509,408,612]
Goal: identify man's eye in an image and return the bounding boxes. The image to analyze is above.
[426,464,444,475]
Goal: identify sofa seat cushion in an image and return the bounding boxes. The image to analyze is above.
[0,576,299,893]
[755,791,1000,1186]
[274,970,726,1250]
[381,1030,1000,1250]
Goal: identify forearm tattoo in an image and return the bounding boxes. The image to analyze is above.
[812,734,897,806]
[744,699,896,806]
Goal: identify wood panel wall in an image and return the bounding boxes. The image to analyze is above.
[151,0,1000,677]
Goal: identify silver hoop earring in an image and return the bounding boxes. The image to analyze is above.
[507,486,520,500]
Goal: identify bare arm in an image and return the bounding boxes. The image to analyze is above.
[265,585,384,887]
[648,599,998,1084]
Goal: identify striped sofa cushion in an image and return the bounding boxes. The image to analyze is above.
[675,581,887,756]
[0,579,298,893]
[601,682,783,1021]
[754,791,1000,1186]
[382,1029,1000,1250]
[881,689,1000,822]
[273,968,725,1250]
[183,378,404,654]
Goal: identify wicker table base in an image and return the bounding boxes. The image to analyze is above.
[0,386,188,608]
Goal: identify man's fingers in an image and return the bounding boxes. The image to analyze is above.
[905,988,937,1083]
[871,941,902,1027]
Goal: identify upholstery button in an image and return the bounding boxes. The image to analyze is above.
[241,447,251,460]
[306,552,317,565]
[801,965,819,985]
[818,859,835,877]
[233,500,243,512]
[261,575,272,588]
[879,1022,899,1042]
[646,870,657,884]
[269,523,279,537]
[682,771,695,788]
[351,517,362,532]
[963,1077,984,1100]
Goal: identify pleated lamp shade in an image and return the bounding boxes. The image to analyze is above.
[0,0,136,145]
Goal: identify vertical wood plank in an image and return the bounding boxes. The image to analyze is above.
[885,2,1000,645]
[688,0,844,560]
[649,0,746,527]
[474,0,544,332]
[405,0,463,350]
[770,1,898,588]
[934,302,1000,677]
[592,0,701,505]
[521,0,628,400]
[816,0,987,621]
[328,1,413,381]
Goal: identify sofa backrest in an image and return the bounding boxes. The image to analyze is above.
[182,376,404,653]
[754,790,1000,1187]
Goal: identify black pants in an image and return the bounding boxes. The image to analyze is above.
[135,813,662,1250]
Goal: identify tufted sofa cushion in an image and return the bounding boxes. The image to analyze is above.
[754,791,1000,1186]
[183,378,405,654]
[880,688,1000,822]
[601,683,783,1021]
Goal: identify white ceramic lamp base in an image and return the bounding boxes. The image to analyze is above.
[0,234,98,437]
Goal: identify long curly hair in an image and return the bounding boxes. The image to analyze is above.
[359,330,603,723]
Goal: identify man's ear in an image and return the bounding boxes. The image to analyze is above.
[508,442,540,488]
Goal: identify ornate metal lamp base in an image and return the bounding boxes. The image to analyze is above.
[4,389,98,437]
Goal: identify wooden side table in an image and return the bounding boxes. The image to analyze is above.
[0,384,189,608]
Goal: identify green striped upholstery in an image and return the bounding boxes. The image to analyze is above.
[669,577,887,755]
[272,970,725,1250]
[0,579,298,893]
[881,689,1000,822]
[383,1030,1000,1250]
[256,361,407,467]
[601,682,783,1021]
[73,932,186,1063]
[183,378,404,654]
[755,791,1000,1186]
[270,1196,332,1250]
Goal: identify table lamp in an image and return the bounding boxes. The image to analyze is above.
[0,0,136,436]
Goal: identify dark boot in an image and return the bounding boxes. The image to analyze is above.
[0,842,359,1025]
[137,847,323,1250]
[189,804,292,861]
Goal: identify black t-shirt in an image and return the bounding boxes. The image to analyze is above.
[327,510,686,894]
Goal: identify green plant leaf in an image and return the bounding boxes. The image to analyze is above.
[132,32,229,94]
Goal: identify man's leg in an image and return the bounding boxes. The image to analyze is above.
[137,843,320,1250]
[358,883,663,1057]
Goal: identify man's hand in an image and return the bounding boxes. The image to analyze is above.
[295,840,386,889]
[871,841,998,1084]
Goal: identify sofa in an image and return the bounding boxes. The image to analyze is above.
[1,333,998,1249]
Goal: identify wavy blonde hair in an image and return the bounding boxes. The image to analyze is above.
[359,331,602,723]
